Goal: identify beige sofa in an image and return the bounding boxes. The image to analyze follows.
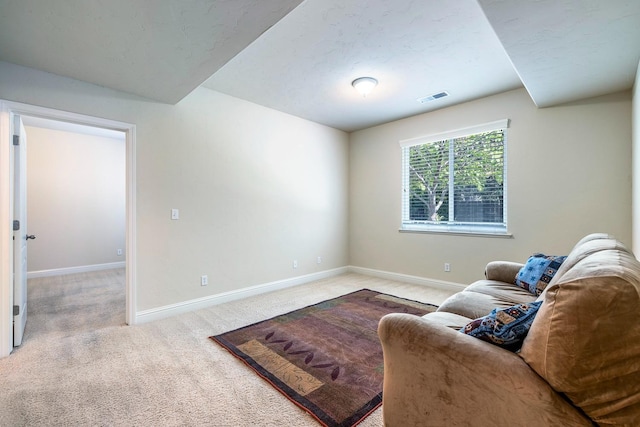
[378,234,640,426]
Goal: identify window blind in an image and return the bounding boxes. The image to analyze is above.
[401,120,508,234]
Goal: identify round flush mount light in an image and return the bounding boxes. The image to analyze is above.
[351,77,378,97]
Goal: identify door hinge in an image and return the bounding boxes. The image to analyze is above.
[13,134,19,146]
[13,220,20,231]
[13,305,19,316]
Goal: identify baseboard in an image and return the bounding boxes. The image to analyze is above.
[134,265,466,325]
[347,265,467,292]
[135,266,350,324]
[27,262,126,279]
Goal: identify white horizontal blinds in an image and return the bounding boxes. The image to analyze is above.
[401,120,508,232]
[403,139,451,222]
[451,129,505,226]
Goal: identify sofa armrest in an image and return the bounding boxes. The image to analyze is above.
[485,260,523,283]
[378,313,592,427]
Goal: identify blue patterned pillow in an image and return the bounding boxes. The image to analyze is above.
[515,253,567,295]
[460,301,542,351]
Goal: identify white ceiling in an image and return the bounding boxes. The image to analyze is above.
[479,0,640,108]
[0,0,639,132]
[202,0,523,131]
[0,0,304,104]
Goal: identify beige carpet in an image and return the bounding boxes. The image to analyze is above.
[0,269,456,426]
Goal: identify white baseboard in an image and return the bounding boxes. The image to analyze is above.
[135,267,350,324]
[347,265,467,292]
[135,265,466,324]
[27,262,126,279]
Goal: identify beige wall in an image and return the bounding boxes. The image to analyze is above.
[0,61,349,311]
[25,126,126,272]
[350,88,632,285]
[1,58,632,311]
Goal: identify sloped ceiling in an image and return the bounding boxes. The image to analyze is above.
[0,0,638,132]
[0,0,304,104]
[478,0,640,107]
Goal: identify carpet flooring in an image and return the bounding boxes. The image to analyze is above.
[212,289,438,426]
[0,270,456,426]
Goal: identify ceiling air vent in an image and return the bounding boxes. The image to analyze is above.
[417,91,449,104]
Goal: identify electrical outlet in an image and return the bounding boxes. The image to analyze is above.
[293,260,298,269]
[444,263,451,272]
[317,256,322,264]
[117,249,123,256]
[201,275,208,286]
[171,209,179,220]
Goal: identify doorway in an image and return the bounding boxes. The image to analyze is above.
[23,118,126,343]
[23,118,126,277]
[0,100,137,358]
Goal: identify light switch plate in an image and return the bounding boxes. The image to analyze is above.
[171,209,179,220]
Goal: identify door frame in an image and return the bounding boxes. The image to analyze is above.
[0,100,137,358]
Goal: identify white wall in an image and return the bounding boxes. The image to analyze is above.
[25,126,125,272]
[0,61,349,311]
[350,88,632,285]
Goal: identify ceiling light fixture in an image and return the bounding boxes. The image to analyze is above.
[352,77,378,97]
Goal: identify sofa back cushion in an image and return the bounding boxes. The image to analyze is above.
[536,234,628,302]
[519,248,640,425]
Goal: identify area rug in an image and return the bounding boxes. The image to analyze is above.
[210,289,438,427]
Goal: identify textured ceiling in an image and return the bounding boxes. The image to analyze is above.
[478,0,640,107]
[0,0,303,104]
[202,0,523,131]
[0,0,639,131]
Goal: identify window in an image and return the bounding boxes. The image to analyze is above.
[400,119,508,235]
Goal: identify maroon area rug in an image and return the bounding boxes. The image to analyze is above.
[210,289,437,427]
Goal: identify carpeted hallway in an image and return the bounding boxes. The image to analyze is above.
[0,270,455,426]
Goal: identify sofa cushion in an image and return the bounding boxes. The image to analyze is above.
[437,280,536,319]
[536,235,630,302]
[464,280,538,303]
[571,232,615,248]
[520,249,640,425]
[461,301,542,350]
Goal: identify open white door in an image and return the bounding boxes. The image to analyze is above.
[12,115,29,347]
[1,101,136,358]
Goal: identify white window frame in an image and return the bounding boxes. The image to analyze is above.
[399,119,510,236]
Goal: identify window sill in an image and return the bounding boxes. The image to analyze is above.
[399,227,513,238]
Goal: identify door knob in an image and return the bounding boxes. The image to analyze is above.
[26,235,36,240]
